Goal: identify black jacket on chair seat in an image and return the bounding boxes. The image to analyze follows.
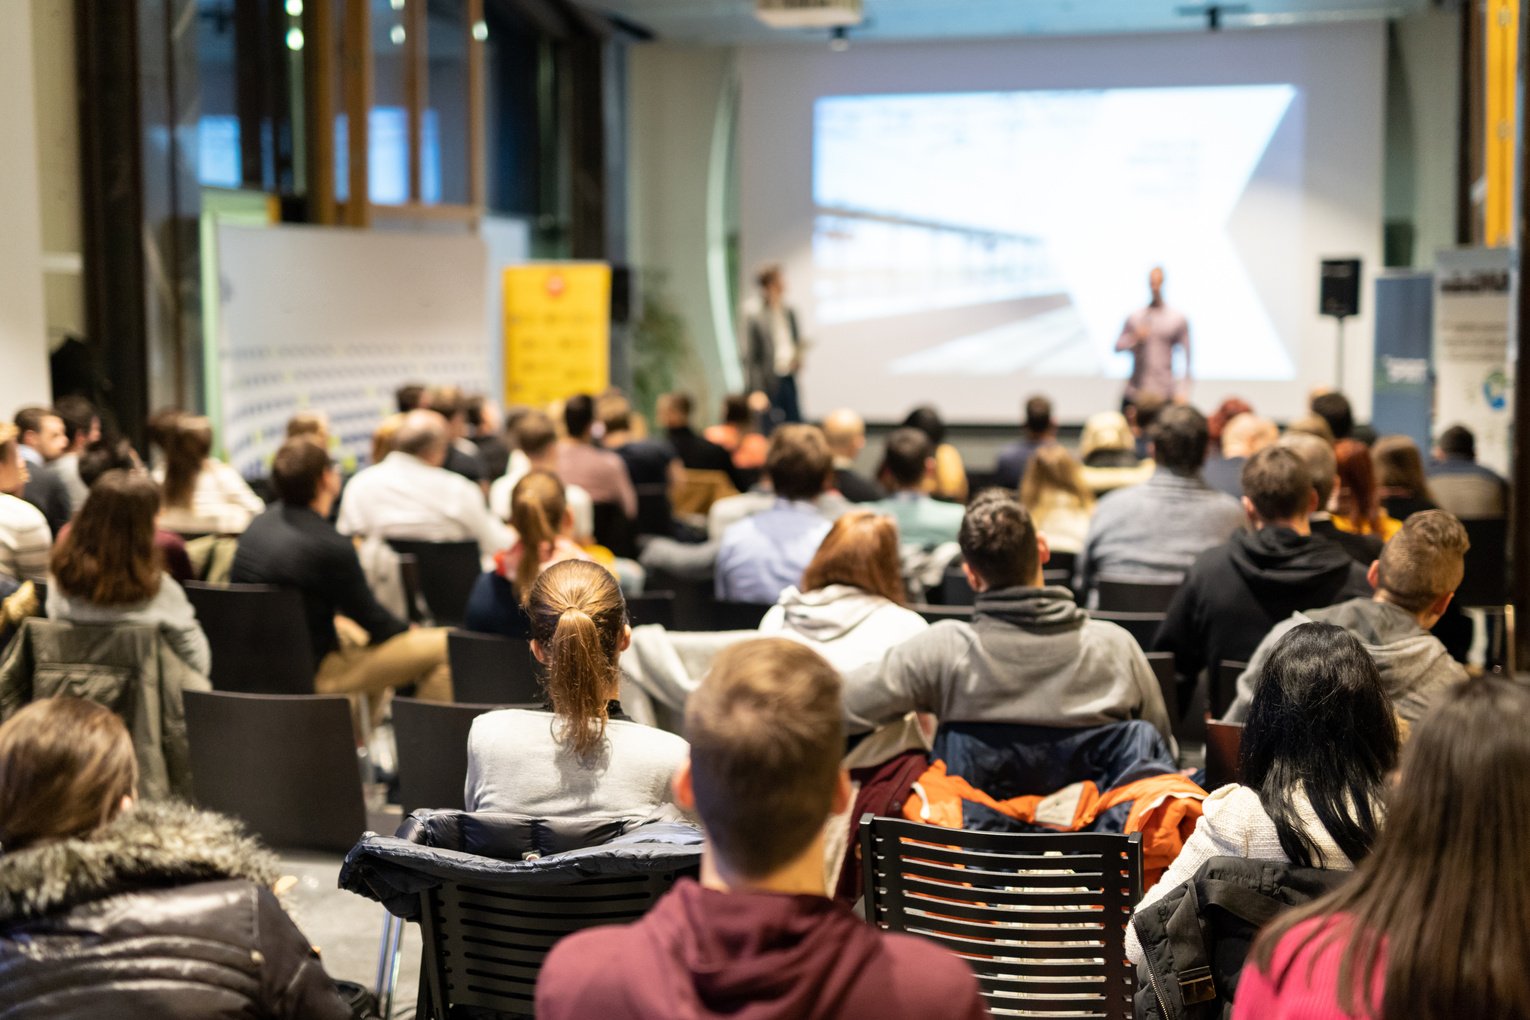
[0,801,350,1020]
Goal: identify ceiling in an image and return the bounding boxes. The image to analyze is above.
[584,0,1430,45]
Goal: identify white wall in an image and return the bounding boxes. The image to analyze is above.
[1390,9,1461,266]
[0,1,54,413]
[736,25,1387,423]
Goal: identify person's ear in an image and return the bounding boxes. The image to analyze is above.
[530,639,549,666]
[1366,560,1381,591]
[618,624,632,653]
[924,457,937,481]
[672,757,697,813]
[830,768,852,815]
[1036,531,1051,567]
[1428,590,1454,619]
[961,561,987,594]
[1307,489,1319,515]
[1240,496,1259,528]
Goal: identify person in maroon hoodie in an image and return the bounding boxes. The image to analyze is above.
[535,637,990,1020]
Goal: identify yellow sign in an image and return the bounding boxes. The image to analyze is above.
[503,262,611,408]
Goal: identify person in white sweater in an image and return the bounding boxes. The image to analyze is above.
[758,510,927,675]
[154,414,265,535]
[1126,622,1399,963]
[466,559,687,822]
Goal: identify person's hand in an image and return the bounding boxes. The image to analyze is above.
[747,391,771,413]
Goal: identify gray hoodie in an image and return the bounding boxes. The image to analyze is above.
[1224,597,1468,725]
[757,584,929,675]
[842,585,1172,743]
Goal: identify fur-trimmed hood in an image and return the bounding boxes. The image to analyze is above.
[0,800,279,924]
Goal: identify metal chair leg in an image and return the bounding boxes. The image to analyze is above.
[373,908,405,1019]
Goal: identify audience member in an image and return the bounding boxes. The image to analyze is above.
[424,385,487,485]
[705,458,850,543]
[51,394,99,511]
[285,410,329,447]
[464,470,595,640]
[1235,677,1530,1020]
[994,394,1057,490]
[1278,431,1383,566]
[557,394,637,518]
[1202,412,1278,498]
[660,392,735,477]
[369,412,405,467]
[1331,438,1401,541]
[338,409,508,561]
[233,439,451,701]
[1154,446,1368,692]
[1428,423,1508,518]
[1285,411,1336,445]
[846,490,1170,741]
[76,439,194,583]
[1224,510,1470,726]
[1205,397,1253,453]
[716,425,837,604]
[47,470,210,675]
[1127,623,1397,964]
[1077,410,1153,494]
[489,411,594,538]
[703,393,768,478]
[758,510,927,674]
[1310,390,1355,441]
[1019,444,1095,554]
[144,407,181,471]
[465,393,511,480]
[1372,434,1437,520]
[0,697,351,1019]
[395,382,425,413]
[1076,405,1244,594]
[535,637,988,1020]
[822,408,884,503]
[154,414,266,535]
[870,427,965,548]
[465,559,687,817]
[600,394,679,495]
[14,406,71,535]
[1128,391,1167,460]
[0,423,51,584]
[901,405,968,503]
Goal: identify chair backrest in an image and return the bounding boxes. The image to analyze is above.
[182,690,367,854]
[1204,721,1245,790]
[625,590,676,629]
[591,502,638,559]
[385,539,481,627]
[632,482,674,536]
[671,468,738,517]
[1211,660,1249,720]
[392,697,501,815]
[940,564,976,606]
[1091,609,1166,651]
[861,815,1141,1020]
[1094,575,1182,613]
[1144,651,1179,729]
[706,599,771,631]
[182,582,316,694]
[913,602,975,625]
[446,629,544,706]
[1458,516,1510,607]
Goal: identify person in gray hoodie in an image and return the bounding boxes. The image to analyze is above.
[1223,509,1470,727]
[843,489,1172,743]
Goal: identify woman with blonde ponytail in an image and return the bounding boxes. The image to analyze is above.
[463,470,595,639]
[465,560,689,818]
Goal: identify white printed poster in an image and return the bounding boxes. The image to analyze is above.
[1433,248,1513,476]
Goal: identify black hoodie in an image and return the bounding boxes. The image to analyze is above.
[1153,526,1370,686]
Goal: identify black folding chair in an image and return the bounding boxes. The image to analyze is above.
[183,690,367,854]
[625,590,676,629]
[860,815,1141,1019]
[182,582,317,694]
[1091,609,1167,651]
[633,483,673,538]
[446,630,544,706]
[1042,549,1078,590]
[391,697,503,815]
[385,539,481,628]
[1211,660,1250,720]
[591,501,638,559]
[1144,651,1180,735]
[1095,575,1182,613]
[940,564,975,606]
[1204,720,1245,790]
[913,603,975,625]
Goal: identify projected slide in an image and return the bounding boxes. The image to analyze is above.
[808,85,1303,408]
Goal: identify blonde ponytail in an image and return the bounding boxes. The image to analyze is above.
[510,470,569,602]
[528,560,626,759]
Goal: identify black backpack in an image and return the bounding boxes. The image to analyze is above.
[1132,856,1350,1019]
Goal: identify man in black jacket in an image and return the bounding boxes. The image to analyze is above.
[231,439,451,702]
[1154,445,1369,698]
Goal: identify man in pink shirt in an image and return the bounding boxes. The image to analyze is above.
[535,638,990,1020]
[555,394,637,518]
[1116,266,1191,407]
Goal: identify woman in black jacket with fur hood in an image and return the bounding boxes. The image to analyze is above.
[0,696,351,1020]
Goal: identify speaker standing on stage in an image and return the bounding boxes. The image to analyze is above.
[1116,266,1191,406]
[743,264,804,425]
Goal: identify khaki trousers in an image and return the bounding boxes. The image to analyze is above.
[316,620,453,704]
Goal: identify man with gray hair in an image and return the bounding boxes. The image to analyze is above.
[1203,412,1278,499]
[1278,431,1382,566]
[338,408,509,561]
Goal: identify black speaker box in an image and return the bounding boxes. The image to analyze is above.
[1320,258,1361,318]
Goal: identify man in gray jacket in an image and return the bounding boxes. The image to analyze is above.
[1223,509,1469,726]
[843,490,1172,743]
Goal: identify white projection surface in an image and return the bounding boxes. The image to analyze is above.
[737,27,1385,423]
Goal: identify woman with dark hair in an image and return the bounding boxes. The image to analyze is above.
[1126,623,1398,964]
[154,414,264,534]
[1236,676,1530,1019]
[1331,438,1402,541]
[465,560,688,819]
[0,697,351,1019]
[901,405,968,503]
[758,510,927,674]
[1372,435,1437,521]
[47,470,210,675]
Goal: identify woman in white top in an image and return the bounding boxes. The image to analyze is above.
[46,470,211,675]
[465,559,687,821]
[0,423,52,584]
[154,415,265,535]
[759,510,927,675]
[1018,444,1096,555]
[1126,622,1398,963]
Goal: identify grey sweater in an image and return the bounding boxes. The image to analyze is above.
[1075,468,1245,594]
[46,575,211,677]
[842,586,1172,743]
[1223,597,1469,725]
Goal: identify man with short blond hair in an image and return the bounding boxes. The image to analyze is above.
[1203,412,1278,498]
[535,637,988,1020]
[823,408,883,503]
